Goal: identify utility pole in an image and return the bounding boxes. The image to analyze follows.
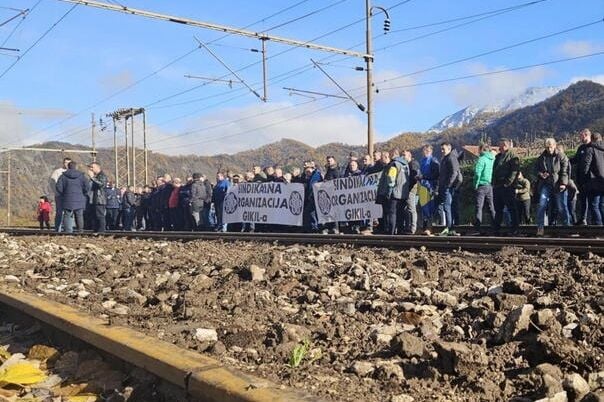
[5,151,10,226]
[91,112,97,162]
[365,0,374,157]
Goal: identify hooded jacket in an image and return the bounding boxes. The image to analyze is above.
[377,157,410,202]
[583,140,604,192]
[473,151,495,189]
[55,168,89,211]
[570,142,591,187]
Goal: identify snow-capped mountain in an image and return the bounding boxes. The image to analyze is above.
[429,86,562,133]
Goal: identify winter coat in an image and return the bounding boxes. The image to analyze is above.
[493,150,520,187]
[345,169,362,177]
[190,179,211,211]
[38,201,51,213]
[407,159,420,191]
[55,168,89,211]
[514,177,531,201]
[419,156,440,191]
[570,142,591,188]
[89,171,108,205]
[49,168,66,198]
[159,183,174,209]
[304,169,323,204]
[253,172,267,183]
[212,179,230,204]
[106,187,120,209]
[535,150,569,189]
[583,140,604,192]
[324,165,341,181]
[179,182,193,209]
[438,151,461,190]
[377,157,410,202]
[473,151,495,189]
[122,190,137,209]
[168,186,180,209]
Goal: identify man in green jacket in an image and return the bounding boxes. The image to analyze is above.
[473,143,496,228]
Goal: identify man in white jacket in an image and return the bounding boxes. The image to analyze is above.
[49,157,71,231]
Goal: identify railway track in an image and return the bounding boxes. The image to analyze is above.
[2,227,604,254]
[0,287,317,402]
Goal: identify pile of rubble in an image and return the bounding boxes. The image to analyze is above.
[0,234,602,401]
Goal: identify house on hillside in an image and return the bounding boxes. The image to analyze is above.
[459,144,531,164]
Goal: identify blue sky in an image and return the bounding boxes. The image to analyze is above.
[0,0,602,155]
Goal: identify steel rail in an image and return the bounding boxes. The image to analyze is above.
[0,288,318,402]
[2,228,603,254]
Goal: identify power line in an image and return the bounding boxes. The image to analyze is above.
[1,0,42,48]
[0,3,77,80]
[378,51,604,91]
[142,0,414,109]
[373,18,604,86]
[157,98,349,152]
[13,0,320,147]
[374,0,550,53]
[264,0,350,31]
[389,0,547,34]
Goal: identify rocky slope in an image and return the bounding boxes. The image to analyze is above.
[1,234,602,401]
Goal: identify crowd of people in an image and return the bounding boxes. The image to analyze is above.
[44,128,604,236]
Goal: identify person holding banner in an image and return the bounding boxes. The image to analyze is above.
[376,152,410,235]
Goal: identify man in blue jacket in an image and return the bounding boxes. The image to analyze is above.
[55,162,89,234]
[212,172,230,232]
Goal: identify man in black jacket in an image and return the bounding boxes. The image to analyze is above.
[437,143,461,236]
[583,132,604,225]
[570,129,592,225]
[492,138,520,234]
[323,156,341,234]
[87,162,108,233]
[402,150,420,234]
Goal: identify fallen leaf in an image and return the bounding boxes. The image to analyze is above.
[0,361,47,387]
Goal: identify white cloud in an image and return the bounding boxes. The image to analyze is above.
[569,74,604,86]
[150,101,367,156]
[558,40,604,58]
[0,101,74,148]
[98,70,135,93]
[449,63,549,107]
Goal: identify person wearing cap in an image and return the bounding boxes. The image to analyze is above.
[87,162,108,233]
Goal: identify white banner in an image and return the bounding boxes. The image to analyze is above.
[223,182,305,226]
[313,173,382,224]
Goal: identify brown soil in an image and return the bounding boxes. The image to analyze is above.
[1,234,603,402]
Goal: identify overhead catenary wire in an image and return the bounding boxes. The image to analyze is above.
[1,0,42,48]
[11,0,319,147]
[372,18,604,86]
[377,51,604,91]
[0,3,78,80]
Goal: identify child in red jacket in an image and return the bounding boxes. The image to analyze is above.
[38,196,51,230]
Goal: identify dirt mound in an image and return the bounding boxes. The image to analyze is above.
[1,234,603,401]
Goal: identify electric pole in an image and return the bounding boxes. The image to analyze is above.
[365,0,374,157]
[91,112,97,162]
